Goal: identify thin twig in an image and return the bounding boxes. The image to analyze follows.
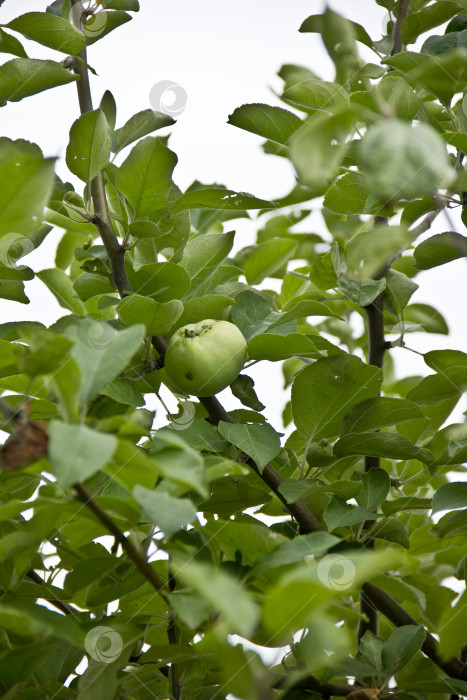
[73,483,168,598]
[26,568,76,616]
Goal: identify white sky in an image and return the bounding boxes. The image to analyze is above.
[0,0,466,430]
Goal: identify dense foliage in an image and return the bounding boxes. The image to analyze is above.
[0,0,467,698]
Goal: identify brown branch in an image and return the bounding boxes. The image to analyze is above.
[391,0,411,55]
[201,395,323,533]
[26,568,76,616]
[363,583,467,680]
[73,483,168,598]
[167,567,181,700]
[69,0,131,297]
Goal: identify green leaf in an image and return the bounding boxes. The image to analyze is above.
[102,0,140,8]
[337,275,386,307]
[227,103,302,145]
[174,294,234,329]
[126,261,190,302]
[354,468,390,511]
[289,108,356,191]
[133,485,197,537]
[0,29,28,57]
[73,272,114,301]
[282,79,349,114]
[381,625,426,673]
[66,109,112,182]
[0,155,55,238]
[384,49,467,106]
[170,188,277,214]
[115,137,177,216]
[340,397,424,435]
[335,432,434,464]
[230,375,265,411]
[38,268,86,315]
[253,532,340,574]
[439,591,467,659]
[381,497,431,516]
[292,354,382,440]
[244,238,296,284]
[65,319,145,406]
[180,231,234,295]
[346,225,413,278]
[112,109,175,154]
[323,172,369,215]
[403,303,449,334]
[49,421,117,487]
[218,421,281,471]
[117,294,182,335]
[299,13,373,49]
[247,333,318,362]
[432,482,467,513]
[372,518,410,548]
[0,58,78,103]
[101,378,144,407]
[401,1,462,45]
[414,232,467,269]
[174,559,260,637]
[324,496,380,531]
[7,11,85,54]
[84,10,131,46]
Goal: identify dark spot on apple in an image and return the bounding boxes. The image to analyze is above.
[185,372,194,380]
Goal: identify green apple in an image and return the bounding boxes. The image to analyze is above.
[164,319,247,397]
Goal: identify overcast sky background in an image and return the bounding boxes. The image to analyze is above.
[1,0,466,431]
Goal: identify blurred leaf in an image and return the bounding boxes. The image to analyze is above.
[175,559,260,637]
[133,485,197,537]
[49,421,117,487]
[403,303,449,334]
[401,1,462,44]
[244,238,296,284]
[117,294,182,335]
[432,482,467,513]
